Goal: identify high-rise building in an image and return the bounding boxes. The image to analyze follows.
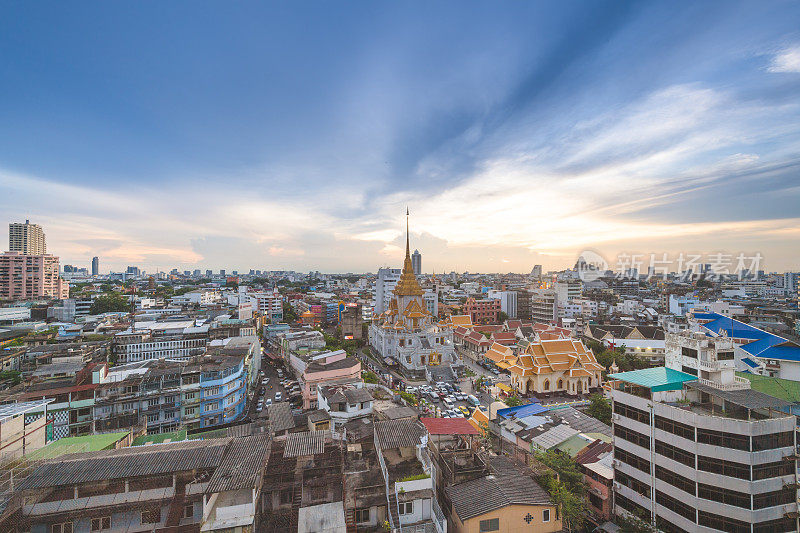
[91,256,99,276]
[531,264,542,278]
[610,337,798,533]
[9,220,46,255]
[0,252,69,300]
[411,249,421,276]
[372,267,401,315]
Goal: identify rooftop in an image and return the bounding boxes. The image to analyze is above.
[608,367,698,392]
[686,381,791,411]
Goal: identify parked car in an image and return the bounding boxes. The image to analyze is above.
[458,406,470,417]
[264,398,272,407]
[467,395,480,407]
[443,398,454,409]
[275,392,283,402]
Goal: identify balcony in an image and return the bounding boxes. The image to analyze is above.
[698,376,750,391]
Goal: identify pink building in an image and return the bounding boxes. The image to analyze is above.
[0,252,69,300]
[301,351,362,409]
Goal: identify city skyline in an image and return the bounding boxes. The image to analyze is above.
[2,2,800,272]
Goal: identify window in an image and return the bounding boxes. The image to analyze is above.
[680,365,698,376]
[752,459,794,480]
[147,413,159,423]
[753,487,795,509]
[655,466,695,495]
[698,511,749,533]
[656,490,696,522]
[616,403,650,424]
[184,504,194,519]
[354,508,370,523]
[697,456,750,480]
[479,518,499,532]
[542,509,550,522]
[399,502,413,515]
[141,509,161,524]
[52,524,73,533]
[697,428,749,451]
[615,447,650,474]
[655,415,694,441]
[697,483,750,509]
[614,425,650,449]
[717,351,734,360]
[91,517,111,531]
[681,347,698,358]
[754,517,798,533]
[655,440,695,467]
[752,431,793,451]
[204,402,219,412]
[543,379,549,391]
[616,471,651,498]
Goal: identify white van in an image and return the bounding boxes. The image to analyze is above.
[443,398,455,409]
[467,395,480,407]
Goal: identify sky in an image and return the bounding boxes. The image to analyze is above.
[1,1,800,274]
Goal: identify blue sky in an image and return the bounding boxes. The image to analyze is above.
[1,1,800,273]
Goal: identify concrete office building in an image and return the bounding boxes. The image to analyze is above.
[610,362,798,533]
[9,220,46,255]
[91,256,99,276]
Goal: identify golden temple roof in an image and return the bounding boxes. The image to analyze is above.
[393,208,424,297]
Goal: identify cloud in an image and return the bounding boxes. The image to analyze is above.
[768,45,800,73]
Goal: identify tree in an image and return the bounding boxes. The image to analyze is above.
[586,393,611,425]
[505,395,523,407]
[362,371,379,384]
[535,449,587,532]
[617,513,657,533]
[90,293,130,314]
[283,303,298,323]
[497,311,509,322]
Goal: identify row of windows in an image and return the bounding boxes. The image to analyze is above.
[753,431,793,451]
[616,470,651,498]
[697,482,750,509]
[615,447,650,474]
[656,516,691,533]
[697,428,749,451]
[656,490,695,522]
[753,487,795,509]
[614,424,650,450]
[615,402,650,424]
[655,465,695,496]
[655,439,695,468]
[655,415,694,441]
[697,455,750,480]
[698,510,749,533]
[615,493,650,521]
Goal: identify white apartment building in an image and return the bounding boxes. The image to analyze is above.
[171,289,219,307]
[553,280,582,304]
[610,339,798,533]
[530,288,557,324]
[248,290,283,322]
[423,290,438,317]
[487,290,518,319]
[113,321,209,363]
[373,267,401,315]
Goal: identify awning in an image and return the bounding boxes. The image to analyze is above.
[496,382,512,393]
[495,361,512,370]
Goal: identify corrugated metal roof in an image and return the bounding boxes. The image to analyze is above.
[206,434,271,493]
[268,402,296,433]
[686,381,791,410]
[284,431,327,457]
[608,367,698,391]
[530,423,579,450]
[375,419,426,449]
[16,438,230,491]
[446,471,551,520]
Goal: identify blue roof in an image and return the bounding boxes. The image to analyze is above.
[496,402,548,420]
[698,312,800,362]
[742,357,760,369]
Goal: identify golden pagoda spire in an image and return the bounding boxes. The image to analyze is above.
[393,207,424,297]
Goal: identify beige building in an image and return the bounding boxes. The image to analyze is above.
[9,220,46,254]
[0,400,52,461]
[446,464,561,533]
[509,338,604,396]
[0,252,69,300]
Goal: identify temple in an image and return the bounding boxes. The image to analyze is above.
[369,210,459,379]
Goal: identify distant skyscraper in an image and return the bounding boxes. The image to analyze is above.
[531,265,542,278]
[91,256,99,276]
[411,249,421,276]
[9,220,46,255]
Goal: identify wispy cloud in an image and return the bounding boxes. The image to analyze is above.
[768,45,800,73]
